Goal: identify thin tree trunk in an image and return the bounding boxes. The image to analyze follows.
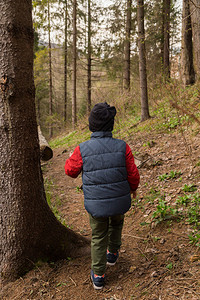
[64,0,68,122]
[137,0,150,121]
[163,0,171,79]
[87,0,92,113]
[48,0,53,137]
[124,0,132,90]
[72,0,77,128]
[0,0,89,283]
[189,0,200,79]
[181,0,195,86]
[161,2,165,69]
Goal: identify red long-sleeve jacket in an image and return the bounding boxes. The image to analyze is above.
[65,143,140,191]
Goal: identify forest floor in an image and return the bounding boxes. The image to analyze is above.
[1,126,200,300]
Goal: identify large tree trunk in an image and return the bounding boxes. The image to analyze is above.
[72,0,77,128]
[137,0,150,121]
[0,0,89,283]
[189,0,200,80]
[181,0,195,86]
[124,0,132,91]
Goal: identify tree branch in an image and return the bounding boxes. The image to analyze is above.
[189,0,200,9]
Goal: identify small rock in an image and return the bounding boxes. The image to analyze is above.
[129,266,137,273]
[151,271,159,278]
[160,238,166,244]
[190,255,200,262]
[146,248,159,254]
[120,249,126,253]
[144,209,151,217]
[165,196,171,203]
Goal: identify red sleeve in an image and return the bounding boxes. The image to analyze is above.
[126,143,140,191]
[64,146,83,178]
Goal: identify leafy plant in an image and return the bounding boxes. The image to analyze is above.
[158,170,182,181]
[188,232,200,247]
[152,198,178,224]
[158,173,168,181]
[176,194,192,207]
[182,184,197,193]
[144,187,161,204]
[166,262,173,270]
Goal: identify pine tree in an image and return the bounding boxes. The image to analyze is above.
[124,0,132,90]
[137,0,150,121]
[181,0,195,86]
[189,0,200,79]
[163,0,171,79]
[87,0,92,112]
[72,0,77,128]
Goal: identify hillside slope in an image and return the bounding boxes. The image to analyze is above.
[1,124,200,300]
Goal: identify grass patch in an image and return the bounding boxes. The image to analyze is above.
[44,178,66,226]
[49,130,91,149]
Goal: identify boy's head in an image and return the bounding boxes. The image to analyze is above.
[89,102,116,132]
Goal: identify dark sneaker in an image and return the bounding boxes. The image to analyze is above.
[90,270,105,290]
[106,249,119,265]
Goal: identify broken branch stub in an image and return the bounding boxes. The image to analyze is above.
[38,126,53,161]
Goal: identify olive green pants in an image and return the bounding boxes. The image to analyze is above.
[89,214,124,276]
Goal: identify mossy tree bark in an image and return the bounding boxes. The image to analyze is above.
[0,0,89,283]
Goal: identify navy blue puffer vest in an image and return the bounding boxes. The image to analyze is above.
[79,131,131,217]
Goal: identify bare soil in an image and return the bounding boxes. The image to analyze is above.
[1,129,200,300]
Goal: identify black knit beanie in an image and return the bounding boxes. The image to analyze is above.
[89,102,117,132]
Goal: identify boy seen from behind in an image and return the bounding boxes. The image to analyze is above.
[64,102,140,289]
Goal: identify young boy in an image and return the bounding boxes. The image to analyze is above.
[64,102,140,289]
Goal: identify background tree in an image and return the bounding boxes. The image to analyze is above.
[34,47,49,124]
[87,0,92,112]
[189,0,200,80]
[145,0,180,80]
[72,0,77,128]
[124,0,132,90]
[0,0,89,282]
[33,0,56,137]
[137,0,150,121]
[101,0,127,90]
[63,0,68,122]
[32,0,181,135]
[163,0,171,79]
[47,0,53,137]
[181,0,195,86]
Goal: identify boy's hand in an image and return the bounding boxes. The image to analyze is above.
[131,190,137,199]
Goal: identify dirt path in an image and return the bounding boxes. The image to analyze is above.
[1,131,200,299]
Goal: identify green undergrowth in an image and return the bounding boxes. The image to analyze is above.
[49,81,200,150]
[49,129,91,149]
[138,181,200,247]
